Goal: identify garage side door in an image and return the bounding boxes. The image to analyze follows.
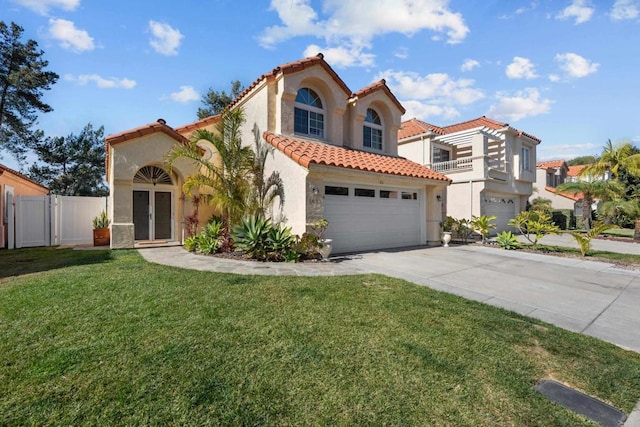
[482,194,517,234]
[323,185,422,253]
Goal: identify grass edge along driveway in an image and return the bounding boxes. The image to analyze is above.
[1,248,639,426]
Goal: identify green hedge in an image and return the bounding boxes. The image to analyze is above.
[551,209,576,230]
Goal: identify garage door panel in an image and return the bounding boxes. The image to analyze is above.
[324,186,422,253]
[483,194,517,235]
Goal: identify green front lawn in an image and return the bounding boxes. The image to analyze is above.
[1,248,639,425]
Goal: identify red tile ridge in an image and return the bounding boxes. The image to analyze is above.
[263,131,451,182]
[105,119,189,180]
[398,118,445,140]
[536,159,567,170]
[547,186,583,201]
[351,79,406,114]
[226,53,352,112]
[567,165,587,177]
[174,114,221,135]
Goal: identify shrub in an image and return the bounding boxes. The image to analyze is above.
[196,220,224,254]
[509,211,560,247]
[452,218,474,243]
[569,222,613,256]
[552,209,575,230]
[496,231,520,250]
[471,215,497,244]
[184,236,197,252]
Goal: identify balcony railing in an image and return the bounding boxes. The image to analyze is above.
[431,157,473,172]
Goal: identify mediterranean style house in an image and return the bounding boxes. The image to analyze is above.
[533,160,579,210]
[105,54,451,253]
[397,116,540,233]
[1,163,49,248]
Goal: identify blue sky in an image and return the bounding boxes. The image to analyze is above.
[2,0,640,171]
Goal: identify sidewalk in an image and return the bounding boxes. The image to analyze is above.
[517,233,640,255]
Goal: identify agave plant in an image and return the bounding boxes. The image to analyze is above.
[495,231,520,250]
[232,214,273,260]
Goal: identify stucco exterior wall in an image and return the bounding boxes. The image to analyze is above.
[108,133,196,248]
[279,68,348,146]
[398,137,429,165]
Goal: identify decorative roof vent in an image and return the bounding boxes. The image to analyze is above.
[157,118,166,125]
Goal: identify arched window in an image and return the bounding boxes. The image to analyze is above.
[363,108,383,150]
[294,88,324,139]
[133,165,173,185]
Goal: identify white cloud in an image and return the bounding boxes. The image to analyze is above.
[402,101,460,120]
[65,74,137,89]
[377,70,484,105]
[376,69,483,121]
[537,143,599,160]
[260,0,469,67]
[610,0,639,20]
[169,86,200,103]
[488,88,552,121]
[548,74,561,82]
[10,0,79,15]
[394,47,409,59]
[303,44,375,67]
[48,19,94,53]
[148,21,183,56]
[555,52,599,77]
[556,0,594,24]
[461,59,480,72]
[505,56,538,79]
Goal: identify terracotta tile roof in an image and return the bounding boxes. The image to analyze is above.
[536,160,567,170]
[567,165,587,177]
[399,116,541,143]
[105,119,188,146]
[351,79,406,114]
[105,119,188,180]
[263,131,450,182]
[398,118,444,140]
[174,114,220,135]
[0,163,49,191]
[222,53,352,113]
[546,186,583,201]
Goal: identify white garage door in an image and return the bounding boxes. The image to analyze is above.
[323,184,423,253]
[482,194,517,234]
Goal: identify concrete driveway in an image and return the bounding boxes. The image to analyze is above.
[140,243,640,353]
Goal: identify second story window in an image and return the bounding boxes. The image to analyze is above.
[363,108,383,150]
[521,147,531,172]
[432,147,451,163]
[294,88,324,139]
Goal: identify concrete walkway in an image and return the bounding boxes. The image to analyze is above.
[518,233,640,255]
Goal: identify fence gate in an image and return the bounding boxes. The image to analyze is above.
[9,195,107,249]
[15,196,51,248]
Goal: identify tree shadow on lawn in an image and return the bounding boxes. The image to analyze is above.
[0,247,113,281]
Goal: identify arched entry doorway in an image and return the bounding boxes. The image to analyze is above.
[132,165,177,242]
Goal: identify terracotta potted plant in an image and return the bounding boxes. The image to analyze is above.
[92,211,111,246]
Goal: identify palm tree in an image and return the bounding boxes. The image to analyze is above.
[555,179,624,230]
[580,140,640,239]
[247,123,285,218]
[165,108,254,227]
[581,139,640,179]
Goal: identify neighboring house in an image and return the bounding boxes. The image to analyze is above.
[1,163,49,248]
[533,160,577,210]
[105,54,451,252]
[397,116,540,234]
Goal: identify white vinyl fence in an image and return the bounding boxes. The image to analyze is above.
[6,195,107,249]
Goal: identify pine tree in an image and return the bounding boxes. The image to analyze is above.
[197,80,244,119]
[0,21,59,163]
[28,123,108,196]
